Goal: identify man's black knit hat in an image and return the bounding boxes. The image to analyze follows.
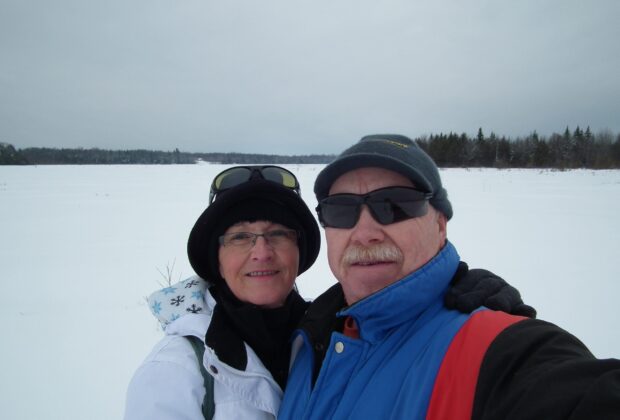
[188,179,321,282]
[314,134,453,220]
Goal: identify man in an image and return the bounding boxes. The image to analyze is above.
[278,134,620,420]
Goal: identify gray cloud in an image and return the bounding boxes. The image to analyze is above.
[1,0,619,154]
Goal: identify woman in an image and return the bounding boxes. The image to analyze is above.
[124,165,533,420]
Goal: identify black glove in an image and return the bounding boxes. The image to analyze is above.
[444,262,536,318]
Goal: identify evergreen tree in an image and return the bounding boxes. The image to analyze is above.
[611,134,620,168]
[495,136,511,167]
[532,137,550,167]
[0,143,29,165]
[573,126,587,167]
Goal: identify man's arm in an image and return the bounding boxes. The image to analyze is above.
[473,319,620,420]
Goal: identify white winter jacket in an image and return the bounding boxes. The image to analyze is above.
[124,277,282,420]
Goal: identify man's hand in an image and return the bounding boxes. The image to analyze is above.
[445,262,536,318]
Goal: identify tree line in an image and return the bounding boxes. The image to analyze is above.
[418,127,620,169]
[0,145,336,165]
[2,126,620,168]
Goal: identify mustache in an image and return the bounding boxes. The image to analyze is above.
[342,244,403,265]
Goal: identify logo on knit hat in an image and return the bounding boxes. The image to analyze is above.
[382,139,410,149]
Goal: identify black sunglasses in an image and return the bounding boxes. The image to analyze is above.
[209,165,300,204]
[316,186,433,228]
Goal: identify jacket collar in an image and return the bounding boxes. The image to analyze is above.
[148,276,212,330]
[339,241,460,343]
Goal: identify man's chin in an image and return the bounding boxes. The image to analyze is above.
[342,264,401,303]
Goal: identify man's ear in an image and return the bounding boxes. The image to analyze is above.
[436,211,448,245]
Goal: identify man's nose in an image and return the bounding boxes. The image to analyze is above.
[350,205,385,245]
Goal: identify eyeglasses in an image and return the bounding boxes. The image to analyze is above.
[209,166,300,204]
[316,186,433,229]
[219,229,299,250]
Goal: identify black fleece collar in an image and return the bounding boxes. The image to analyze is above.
[205,283,309,388]
[295,283,347,384]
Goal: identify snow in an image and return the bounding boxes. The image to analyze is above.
[1,164,619,420]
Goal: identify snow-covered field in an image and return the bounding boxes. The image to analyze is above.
[1,164,619,420]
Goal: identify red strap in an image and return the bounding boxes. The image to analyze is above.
[426,310,525,420]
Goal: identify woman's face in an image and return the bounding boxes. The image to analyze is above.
[218,220,299,308]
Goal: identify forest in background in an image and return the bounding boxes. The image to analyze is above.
[2,126,620,169]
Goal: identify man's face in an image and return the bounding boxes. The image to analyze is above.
[325,167,447,305]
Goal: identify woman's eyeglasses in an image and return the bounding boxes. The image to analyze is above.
[316,186,433,229]
[209,165,300,204]
[219,229,298,250]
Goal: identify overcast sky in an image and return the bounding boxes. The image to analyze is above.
[1,1,619,154]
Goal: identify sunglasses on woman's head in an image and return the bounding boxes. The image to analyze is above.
[209,165,300,204]
[316,186,433,229]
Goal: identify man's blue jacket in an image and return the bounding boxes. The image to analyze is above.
[278,242,620,420]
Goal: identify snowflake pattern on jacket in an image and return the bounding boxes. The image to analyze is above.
[148,276,210,330]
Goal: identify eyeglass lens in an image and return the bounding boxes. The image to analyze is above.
[214,167,252,190]
[220,230,297,248]
[260,167,298,188]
